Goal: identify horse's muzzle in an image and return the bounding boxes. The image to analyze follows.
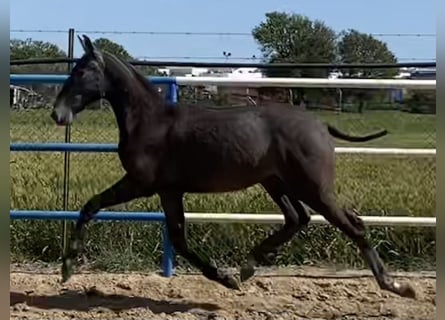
[51,108,73,126]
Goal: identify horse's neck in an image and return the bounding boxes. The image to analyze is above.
[103,63,164,142]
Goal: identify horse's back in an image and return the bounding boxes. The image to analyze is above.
[170,103,331,159]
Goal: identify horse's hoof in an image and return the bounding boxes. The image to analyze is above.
[220,274,240,290]
[398,283,416,299]
[240,265,255,282]
[61,258,74,283]
[254,250,277,266]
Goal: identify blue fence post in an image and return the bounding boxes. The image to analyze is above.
[160,79,179,278]
[162,225,174,277]
[168,81,178,104]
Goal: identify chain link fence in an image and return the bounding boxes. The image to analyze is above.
[10,61,436,274]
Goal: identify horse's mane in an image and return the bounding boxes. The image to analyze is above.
[103,52,164,102]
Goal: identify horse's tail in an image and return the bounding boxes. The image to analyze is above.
[326,125,388,142]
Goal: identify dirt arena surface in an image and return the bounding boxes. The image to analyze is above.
[10,265,435,320]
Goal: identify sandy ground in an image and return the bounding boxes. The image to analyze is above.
[10,265,436,320]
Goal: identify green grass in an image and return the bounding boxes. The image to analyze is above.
[10,109,437,148]
[10,108,436,272]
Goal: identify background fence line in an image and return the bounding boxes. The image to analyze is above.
[10,57,437,69]
[10,142,436,155]
[10,210,437,227]
[10,72,436,276]
[10,74,436,89]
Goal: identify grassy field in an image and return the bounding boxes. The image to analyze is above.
[10,108,436,272]
[10,108,436,147]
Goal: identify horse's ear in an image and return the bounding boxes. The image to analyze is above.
[82,35,95,54]
[77,35,87,52]
[81,35,104,67]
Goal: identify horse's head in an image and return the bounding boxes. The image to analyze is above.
[51,35,106,126]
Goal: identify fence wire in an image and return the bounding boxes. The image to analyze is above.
[10,64,436,273]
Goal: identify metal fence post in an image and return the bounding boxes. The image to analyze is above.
[162,226,174,277]
[168,81,178,104]
[61,28,75,256]
[161,80,178,277]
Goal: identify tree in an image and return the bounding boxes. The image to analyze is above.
[337,30,398,112]
[403,89,436,114]
[252,12,338,105]
[10,38,67,60]
[93,37,160,77]
[338,29,398,78]
[10,38,68,107]
[252,12,337,78]
[92,38,133,60]
[10,38,67,74]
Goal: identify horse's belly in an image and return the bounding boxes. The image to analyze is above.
[181,167,273,193]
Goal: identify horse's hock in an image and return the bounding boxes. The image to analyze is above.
[10,265,436,320]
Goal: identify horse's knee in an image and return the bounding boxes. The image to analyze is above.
[79,195,101,223]
[82,194,101,211]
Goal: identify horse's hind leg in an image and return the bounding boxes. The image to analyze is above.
[159,192,240,290]
[304,190,416,299]
[240,176,310,282]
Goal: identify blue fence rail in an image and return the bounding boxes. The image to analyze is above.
[11,143,118,152]
[10,74,177,85]
[10,74,180,277]
[10,210,174,277]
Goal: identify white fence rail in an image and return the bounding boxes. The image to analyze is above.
[176,77,436,90]
[334,147,435,155]
[185,213,436,227]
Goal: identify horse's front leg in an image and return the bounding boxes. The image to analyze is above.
[159,192,240,290]
[62,174,150,282]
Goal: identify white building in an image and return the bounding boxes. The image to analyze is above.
[226,68,264,79]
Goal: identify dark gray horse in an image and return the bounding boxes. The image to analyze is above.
[51,35,415,299]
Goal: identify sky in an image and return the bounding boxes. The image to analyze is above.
[10,0,436,63]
